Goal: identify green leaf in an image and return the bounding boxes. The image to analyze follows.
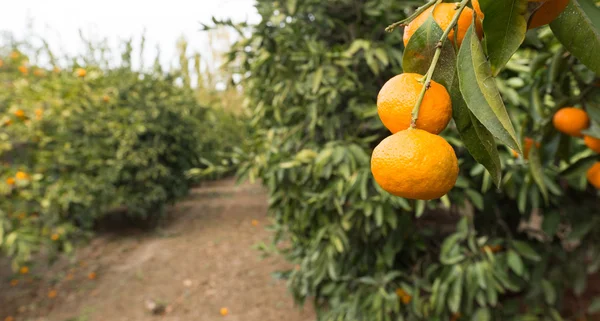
[479,0,529,75]
[466,189,484,210]
[512,240,541,262]
[415,200,426,218]
[448,273,464,313]
[550,0,600,75]
[457,24,522,153]
[542,279,557,305]
[472,307,491,321]
[402,16,456,83]
[312,67,324,94]
[507,250,524,276]
[528,144,548,204]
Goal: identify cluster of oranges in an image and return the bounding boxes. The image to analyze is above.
[372,0,575,200]
[552,107,600,189]
[5,171,29,186]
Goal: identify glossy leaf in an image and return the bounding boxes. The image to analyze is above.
[528,144,549,204]
[457,24,522,153]
[479,0,529,75]
[550,0,600,74]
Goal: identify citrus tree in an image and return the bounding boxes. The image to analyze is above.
[229,0,600,319]
[0,43,211,269]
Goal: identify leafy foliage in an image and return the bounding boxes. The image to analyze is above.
[0,40,235,268]
[228,0,600,320]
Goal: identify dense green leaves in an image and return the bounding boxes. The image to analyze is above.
[551,0,600,74]
[479,0,529,75]
[457,24,522,153]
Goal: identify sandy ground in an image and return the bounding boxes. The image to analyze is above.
[0,179,315,321]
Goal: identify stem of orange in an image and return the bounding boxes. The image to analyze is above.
[410,0,471,129]
[385,0,439,33]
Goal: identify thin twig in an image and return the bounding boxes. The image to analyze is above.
[410,0,471,128]
[385,0,439,33]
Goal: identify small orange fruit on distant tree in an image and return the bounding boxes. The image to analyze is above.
[512,137,540,159]
[371,129,459,200]
[584,136,600,153]
[19,266,29,274]
[15,171,29,180]
[14,109,25,119]
[18,65,28,75]
[76,68,86,77]
[404,3,480,48]
[552,107,589,137]
[48,289,57,299]
[377,73,452,134]
[6,177,15,185]
[528,0,569,29]
[587,162,600,189]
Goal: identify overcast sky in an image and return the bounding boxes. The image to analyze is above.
[0,0,259,68]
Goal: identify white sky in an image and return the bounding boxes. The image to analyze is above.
[0,0,259,68]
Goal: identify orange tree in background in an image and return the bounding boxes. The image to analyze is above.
[0,43,210,269]
[227,0,600,319]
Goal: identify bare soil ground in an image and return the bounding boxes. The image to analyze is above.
[0,179,315,321]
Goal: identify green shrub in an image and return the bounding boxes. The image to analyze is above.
[229,0,600,320]
[0,45,207,267]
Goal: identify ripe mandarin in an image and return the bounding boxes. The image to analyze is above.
[552,107,589,137]
[528,0,569,29]
[585,136,600,153]
[511,137,540,159]
[587,162,600,189]
[371,129,459,200]
[404,3,478,48]
[377,73,452,134]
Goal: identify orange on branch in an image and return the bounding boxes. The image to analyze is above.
[587,162,600,189]
[584,136,600,153]
[528,0,569,29]
[403,3,480,48]
[377,73,452,134]
[371,129,459,200]
[552,107,589,137]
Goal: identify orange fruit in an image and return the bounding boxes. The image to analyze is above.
[6,177,15,185]
[15,171,29,180]
[584,136,600,153]
[587,162,600,189]
[220,307,229,316]
[528,0,569,29]
[51,233,60,241]
[14,110,25,119]
[18,65,28,75]
[404,3,478,48]
[472,0,484,36]
[88,272,97,280]
[552,107,589,137]
[371,129,459,200]
[19,266,29,274]
[48,289,57,299]
[0,59,4,67]
[511,137,540,159]
[377,73,452,134]
[76,68,86,77]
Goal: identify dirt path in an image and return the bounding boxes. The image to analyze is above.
[0,179,315,321]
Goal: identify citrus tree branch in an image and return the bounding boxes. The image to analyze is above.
[410,0,471,128]
[385,0,439,33]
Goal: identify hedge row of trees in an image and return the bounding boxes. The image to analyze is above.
[0,36,245,269]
